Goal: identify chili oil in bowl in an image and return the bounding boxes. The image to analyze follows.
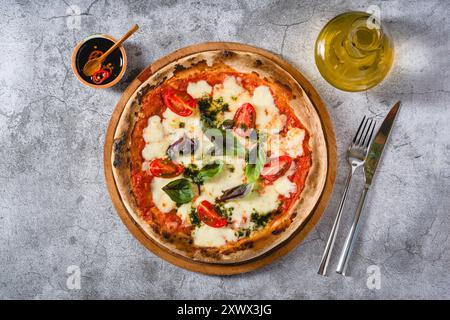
[71,34,127,89]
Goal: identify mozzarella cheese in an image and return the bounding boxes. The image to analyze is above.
[142,141,168,160]
[161,108,203,143]
[141,115,169,160]
[200,156,247,202]
[285,128,305,158]
[192,224,237,247]
[176,203,192,226]
[213,76,245,102]
[251,86,286,133]
[224,182,283,229]
[221,161,297,230]
[187,80,212,98]
[273,176,297,197]
[159,108,206,166]
[273,161,297,197]
[213,76,253,119]
[143,115,165,143]
[266,134,283,157]
[266,128,305,158]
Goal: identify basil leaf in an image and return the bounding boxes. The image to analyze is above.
[183,161,224,186]
[166,134,198,159]
[229,130,247,156]
[245,142,266,183]
[198,160,224,181]
[204,128,246,157]
[217,183,254,202]
[162,178,194,204]
[183,164,202,184]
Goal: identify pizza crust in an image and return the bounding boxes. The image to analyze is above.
[111,50,328,264]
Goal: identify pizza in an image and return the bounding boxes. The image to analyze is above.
[112,50,327,263]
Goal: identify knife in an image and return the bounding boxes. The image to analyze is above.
[336,101,401,276]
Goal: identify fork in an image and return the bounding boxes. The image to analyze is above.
[318,116,376,276]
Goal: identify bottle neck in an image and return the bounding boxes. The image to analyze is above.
[345,17,383,57]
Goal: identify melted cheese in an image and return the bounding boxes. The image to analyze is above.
[142,141,169,160]
[285,128,305,157]
[161,108,203,144]
[224,186,280,229]
[273,176,297,197]
[192,224,237,247]
[213,76,253,119]
[200,156,246,201]
[273,161,297,197]
[266,128,305,158]
[251,86,286,133]
[213,76,245,102]
[150,177,177,213]
[266,134,283,157]
[142,116,169,160]
[143,116,165,143]
[223,162,297,229]
[176,203,192,226]
[187,80,212,98]
[159,108,205,166]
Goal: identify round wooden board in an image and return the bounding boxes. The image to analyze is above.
[104,42,337,275]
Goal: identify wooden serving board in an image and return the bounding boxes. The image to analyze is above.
[103,42,337,275]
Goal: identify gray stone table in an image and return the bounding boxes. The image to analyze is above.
[1,0,449,299]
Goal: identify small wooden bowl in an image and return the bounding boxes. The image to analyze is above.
[71,34,127,89]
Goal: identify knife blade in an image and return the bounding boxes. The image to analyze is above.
[364,101,401,186]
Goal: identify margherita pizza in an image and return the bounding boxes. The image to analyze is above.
[111,50,328,263]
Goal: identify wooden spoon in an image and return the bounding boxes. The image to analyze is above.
[83,24,139,77]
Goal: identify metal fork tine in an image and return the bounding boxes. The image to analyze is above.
[365,120,376,148]
[355,117,369,146]
[353,116,366,144]
[360,118,373,147]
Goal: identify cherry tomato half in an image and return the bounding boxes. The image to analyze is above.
[162,87,197,117]
[233,103,256,137]
[260,155,293,183]
[197,200,228,228]
[149,158,184,178]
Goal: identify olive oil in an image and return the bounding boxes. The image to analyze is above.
[315,11,394,92]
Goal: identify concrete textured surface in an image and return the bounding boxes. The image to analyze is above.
[0,0,449,299]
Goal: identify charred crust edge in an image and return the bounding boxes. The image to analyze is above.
[174,63,186,73]
[136,83,154,105]
[113,134,127,168]
[275,79,292,93]
[222,50,234,57]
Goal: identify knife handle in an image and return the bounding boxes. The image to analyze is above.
[318,170,354,276]
[336,186,369,276]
